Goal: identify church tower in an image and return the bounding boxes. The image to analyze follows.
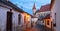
[32,3,36,15]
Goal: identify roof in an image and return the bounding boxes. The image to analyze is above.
[38,4,50,12]
[31,15,37,18]
[35,9,40,13]
[0,0,24,12]
[0,0,32,16]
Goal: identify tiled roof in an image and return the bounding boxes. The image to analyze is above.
[0,0,32,16]
[38,4,50,12]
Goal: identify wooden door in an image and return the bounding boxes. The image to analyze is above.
[6,12,12,31]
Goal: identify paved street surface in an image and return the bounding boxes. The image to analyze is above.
[22,24,52,31]
[24,27,40,31]
[36,24,52,31]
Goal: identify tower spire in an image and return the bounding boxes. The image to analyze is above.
[33,2,36,10]
[32,2,36,15]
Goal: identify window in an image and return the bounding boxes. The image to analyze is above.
[47,20,49,25]
[18,14,21,25]
[53,13,56,27]
[24,16,26,21]
[53,23,56,27]
[44,13,46,16]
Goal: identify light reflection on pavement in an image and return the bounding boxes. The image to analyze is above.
[24,27,40,31]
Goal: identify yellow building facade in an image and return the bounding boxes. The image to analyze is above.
[43,18,52,28]
[22,12,31,28]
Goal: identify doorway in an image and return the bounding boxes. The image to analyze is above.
[6,11,13,31]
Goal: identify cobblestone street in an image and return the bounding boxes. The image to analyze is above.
[22,24,52,31]
[24,27,40,31]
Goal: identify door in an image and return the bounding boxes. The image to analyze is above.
[6,12,12,31]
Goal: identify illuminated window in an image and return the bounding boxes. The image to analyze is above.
[47,20,49,25]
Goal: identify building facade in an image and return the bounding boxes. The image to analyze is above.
[36,4,52,28]
[0,0,31,31]
[43,14,51,28]
[31,3,38,27]
[51,0,60,31]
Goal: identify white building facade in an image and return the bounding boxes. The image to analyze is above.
[0,1,24,31]
[51,0,60,31]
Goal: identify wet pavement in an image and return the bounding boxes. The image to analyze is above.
[24,27,40,31]
[36,24,52,31]
[23,24,52,31]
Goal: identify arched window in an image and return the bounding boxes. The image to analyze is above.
[18,14,21,25]
[47,20,49,25]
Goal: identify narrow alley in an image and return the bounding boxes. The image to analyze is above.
[0,0,58,31]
